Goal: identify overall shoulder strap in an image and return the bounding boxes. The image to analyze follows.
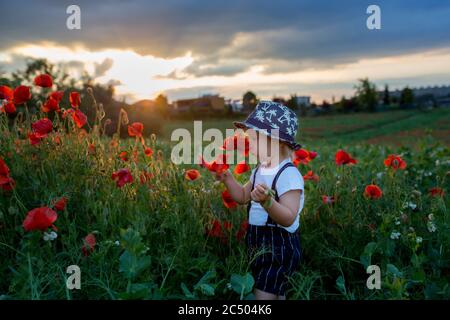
[271,162,295,201]
[247,165,260,217]
[266,161,295,226]
[251,165,259,190]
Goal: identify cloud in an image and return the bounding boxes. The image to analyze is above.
[94,58,114,77]
[1,0,450,102]
[1,0,450,78]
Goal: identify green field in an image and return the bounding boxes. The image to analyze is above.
[162,109,450,146]
[1,106,449,300]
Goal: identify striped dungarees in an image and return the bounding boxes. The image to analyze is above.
[246,162,302,296]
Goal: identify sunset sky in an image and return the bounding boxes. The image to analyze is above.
[1,0,450,103]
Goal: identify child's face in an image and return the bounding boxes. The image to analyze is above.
[246,129,275,161]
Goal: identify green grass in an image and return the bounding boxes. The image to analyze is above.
[162,109,450,146]
[0,107,449,300]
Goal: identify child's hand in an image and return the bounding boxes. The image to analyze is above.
[215,170,231,182]
[251,183,270,203]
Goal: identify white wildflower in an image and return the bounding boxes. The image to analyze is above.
[416,237,423,244]
[376,172,384,179]
[390,231,401,240]
[114,240,120,246]
[427,221,437,233]
[43,231,58,241]
[403,202,417,210]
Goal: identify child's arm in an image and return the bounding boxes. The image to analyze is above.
[251,184,301,227]
[216,171,252,205]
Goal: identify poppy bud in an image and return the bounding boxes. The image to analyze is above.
[411,190,422,198]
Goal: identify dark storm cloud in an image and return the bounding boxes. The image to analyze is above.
[1,0,450,76]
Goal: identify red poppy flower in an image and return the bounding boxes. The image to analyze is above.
[206,219,224,238]
[293,148,312,166]
[222,134,250,156]
[112,168,133,188]
[322,195,335,204]
[222,190,237,209]
[144,147,153,157]
[304,170,319,182]
[200,154,229,174]
[429,187,444,197]
[0,157,15,191]
[364,184,383,199]
[4,102,16,114]
[70,92,81,108]
[335,150,357,166]
[28,132,43,145]
[50,91,64,102]
[23,207,58,231]
[32,118,53,137]
[223,221,232,231]
[88,143,96,155]
[53,197,67,212]
[0,85,13,100]
[42,97,60,113]
[128,122,144,137]
[71,108,87,128]
[13,86,31,105]
[0,157,10,177]
[119,151,128,162]
[308,151,318,160]
[185,169,201,181]
[236,219,249,241]
[82,233,96,256]
[234,162,250,175]
[384,154,407,170]
[34,74,53,88]
[0,176,15,191]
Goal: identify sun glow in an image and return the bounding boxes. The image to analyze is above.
[2,43,450,103]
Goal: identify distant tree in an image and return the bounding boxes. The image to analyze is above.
[321,100,331,112]
[400,87,414,108]
[273,96,286,105]
[383,84,390,106]
[243,91,257,112]
[154,94,169,118]
[355,77,378,112]
[286,95,299,112]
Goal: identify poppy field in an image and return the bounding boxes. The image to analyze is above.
[0,78,449,300]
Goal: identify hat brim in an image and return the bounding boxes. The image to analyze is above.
[233,121,301,151]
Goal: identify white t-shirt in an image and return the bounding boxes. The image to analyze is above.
[249,158,304,233]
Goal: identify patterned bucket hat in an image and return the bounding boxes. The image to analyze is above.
[234,100,301,150]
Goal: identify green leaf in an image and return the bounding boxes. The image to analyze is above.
[196,283,215,296]
[386,264,403,278]
[119,250,151,280]
[195,270,217,287]
[120,228,148,255]
[360,242,377,269]
[230,273,255,298]
[336,275,346,295]
[181,283,195,299]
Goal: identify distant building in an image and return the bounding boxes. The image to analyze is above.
[174,94,225,113]
[389,85,450,99]
[226,99,244,113]
[295,96,311,107]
